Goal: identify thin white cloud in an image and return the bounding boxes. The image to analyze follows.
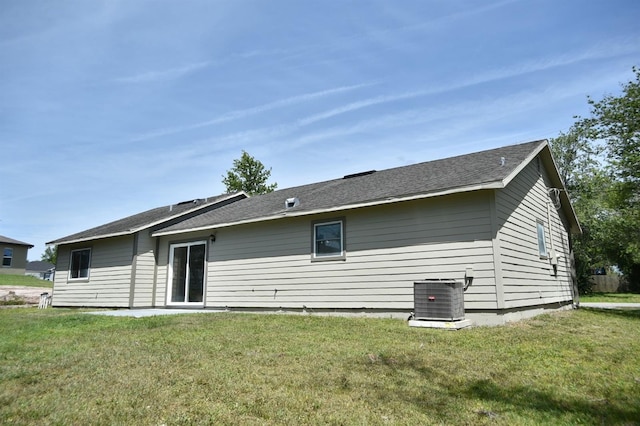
[115,60,212,84]
[294,38,640,128]
[275,0,522,66]
[379,0,522,37]
[467,37,640,85]
[169,63,607,158]
[123,39,637,147]
[296,90,432,126]
[129,82,376,142]
[235,48,294,59]
[280,70,628,152]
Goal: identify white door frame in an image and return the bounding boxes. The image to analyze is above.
[167,240,207,306]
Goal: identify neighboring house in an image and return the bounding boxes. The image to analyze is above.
[0,235,34,275]
[25,261,56,281]
[49,140,581,325]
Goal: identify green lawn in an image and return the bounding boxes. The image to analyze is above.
[0,274,52,288]
[1,308,639,425]
[580,292,640,303]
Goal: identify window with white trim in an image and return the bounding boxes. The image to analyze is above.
[537,221,548,258]
[69,248,91,279]
[313,219,345,260]
[2,248,13,267]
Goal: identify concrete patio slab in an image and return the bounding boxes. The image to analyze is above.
[85,309,227,318]
[408,318,472,329]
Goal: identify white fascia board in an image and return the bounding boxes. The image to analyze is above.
[500,140,547,188]
[135,192,246,232]
[49,231,134,246]
[537,142,582,234]
[502,140,581,234]
[151,181,505,237]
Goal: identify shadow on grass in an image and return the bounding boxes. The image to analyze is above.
[458,379,639,423]
[363,355,640,423]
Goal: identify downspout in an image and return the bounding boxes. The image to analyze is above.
[489,191,505,309]
[151,235,160,308]
[546,201,556,261]
[128,233,139,308]
[546,190,559,275]
[568,236,580,308]
[548,188,579,306]
[547,188,581,310]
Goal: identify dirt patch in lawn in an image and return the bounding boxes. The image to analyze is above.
[0,286,52,306]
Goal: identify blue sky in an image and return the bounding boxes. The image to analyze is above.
[1,0,639,260]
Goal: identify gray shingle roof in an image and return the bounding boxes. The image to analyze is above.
[0,235,34,247]
[48,193,246,245]
[26,261,55,272]
[154,140,550,235]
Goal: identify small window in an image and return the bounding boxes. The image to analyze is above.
[2,248,13,267]
[69,248,91,279]
[537,221,548,258]
[313,219,345,260]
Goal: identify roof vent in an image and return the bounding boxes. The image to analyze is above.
[343,170,376,179]
[177,199,202,206]
[285,197,300,209]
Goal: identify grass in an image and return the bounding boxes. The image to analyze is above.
[0,299,26,306]
[0,274,52,288]
[1,309,639,425]
[581,292,640,303]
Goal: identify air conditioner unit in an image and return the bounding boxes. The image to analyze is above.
[414,279,465,321]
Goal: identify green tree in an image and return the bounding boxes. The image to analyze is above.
[583,67,640,192]
[550,128,611,293]
[573,67,640,291]
[222,151,277,195]
[550,125,602,191]
[41,246,57,265]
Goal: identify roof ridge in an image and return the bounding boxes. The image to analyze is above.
[259,139,547,195]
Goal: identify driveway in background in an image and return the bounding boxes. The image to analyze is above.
[580,302,640,309]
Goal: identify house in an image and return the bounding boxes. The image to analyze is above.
[25,261,56,281]
[48,140,581,325]
[0,235,34,275]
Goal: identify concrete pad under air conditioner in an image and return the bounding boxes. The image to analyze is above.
[408,319,472,329]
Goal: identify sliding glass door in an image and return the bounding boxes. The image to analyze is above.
[168,241,206,305]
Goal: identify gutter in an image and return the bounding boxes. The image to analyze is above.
[46,230,135,247]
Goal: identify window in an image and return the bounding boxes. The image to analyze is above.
[313,219,345,260]
[69,248,91,279]
[537,221,548,258]
[2,248,13,267]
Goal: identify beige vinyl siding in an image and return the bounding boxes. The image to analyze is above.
[0,244,30,275]
[163,192,498,311]
[154,242,167,306]
[495,159,574,308]
[131,232,157,307]
[52,236,134,307]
